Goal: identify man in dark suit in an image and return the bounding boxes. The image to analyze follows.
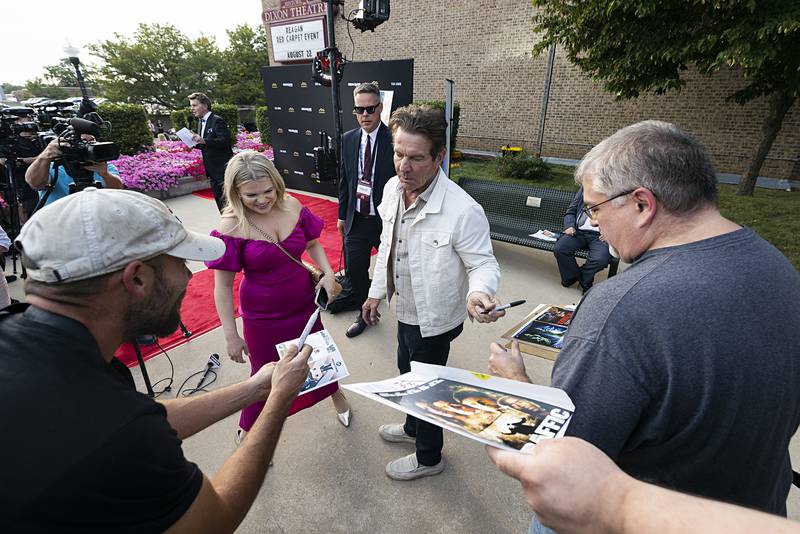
[328,83,395,338]
[553,186,612,293]
[189,92,233,211]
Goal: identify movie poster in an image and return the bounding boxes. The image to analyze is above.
[344,363,574,452]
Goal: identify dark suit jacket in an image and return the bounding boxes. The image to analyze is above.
[563,186,591,231]
[197,112,233,182]
[337,122,395,236]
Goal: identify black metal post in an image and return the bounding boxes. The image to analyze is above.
[326,0,343,183]
[131,340,155,397]
[536,44,556,159]
[2,159,24,276]
[68,56,97,119]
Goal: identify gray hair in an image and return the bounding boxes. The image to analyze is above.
[576,120,718,214]
[389,104,447,159]
[187,92,212,109]
[353,82,381,101]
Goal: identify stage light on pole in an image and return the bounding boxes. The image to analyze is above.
[353,0,390,32]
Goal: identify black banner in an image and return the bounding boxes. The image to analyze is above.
[261,59,414,197]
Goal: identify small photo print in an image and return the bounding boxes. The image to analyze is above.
[513,320,567,349]
[534,306,573,326]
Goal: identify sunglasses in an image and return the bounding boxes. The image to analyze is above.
[353,105,379,115]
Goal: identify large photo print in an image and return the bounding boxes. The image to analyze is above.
[345,363,574,453]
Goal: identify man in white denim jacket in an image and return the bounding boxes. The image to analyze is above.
[362,105,503,481]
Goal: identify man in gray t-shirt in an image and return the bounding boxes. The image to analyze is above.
[486,120,800,530]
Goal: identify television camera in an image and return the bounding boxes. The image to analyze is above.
[45,116,120,187]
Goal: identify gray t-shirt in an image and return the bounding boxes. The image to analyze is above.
[553,227,800,515]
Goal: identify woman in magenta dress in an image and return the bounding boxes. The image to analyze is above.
[206,150,351,441]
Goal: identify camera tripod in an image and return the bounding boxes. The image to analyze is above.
[132,321,193,397]
[1,152,28,281]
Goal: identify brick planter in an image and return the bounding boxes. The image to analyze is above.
[141,174,210,200]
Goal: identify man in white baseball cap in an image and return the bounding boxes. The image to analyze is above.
[1,188,312,533]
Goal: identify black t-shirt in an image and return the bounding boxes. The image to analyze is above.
[0,304,203,533]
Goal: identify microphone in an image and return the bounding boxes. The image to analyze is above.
[69,117,100,136]
[197,353,221,389]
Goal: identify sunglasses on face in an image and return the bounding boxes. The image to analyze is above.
[353,105,379,115]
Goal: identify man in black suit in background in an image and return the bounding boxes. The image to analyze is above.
[554,186,612,293]
[189,92,233,211]
[329,83,395,338]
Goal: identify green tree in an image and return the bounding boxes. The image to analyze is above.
[23,78,69,99]
[42,58,100,90]
[532,0,799,195]
[89,23,222,109]
[217,24,270,106]
[2,83,23,94]
[41,58,101,96]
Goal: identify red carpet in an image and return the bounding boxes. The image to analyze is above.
[116,270,242,367]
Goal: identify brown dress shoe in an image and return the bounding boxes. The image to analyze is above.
[345,315,368,338]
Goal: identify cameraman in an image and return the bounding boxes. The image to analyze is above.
[0,115,41,221]
[25,137,121,206]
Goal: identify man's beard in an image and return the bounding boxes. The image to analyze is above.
[124,269,186,340]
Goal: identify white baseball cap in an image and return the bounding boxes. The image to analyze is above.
[17,187,225,283]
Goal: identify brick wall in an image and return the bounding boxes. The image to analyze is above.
[261,0,799,181]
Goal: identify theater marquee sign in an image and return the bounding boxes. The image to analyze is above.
[263,0,328,63]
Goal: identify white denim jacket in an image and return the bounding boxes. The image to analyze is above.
[368,168,500,337]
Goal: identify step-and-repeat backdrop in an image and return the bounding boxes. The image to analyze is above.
[262,59,413,197]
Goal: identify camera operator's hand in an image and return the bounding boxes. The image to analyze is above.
[41,138,63,159]
[83,161,123,189]
[84,162,107,174]
[25,139,63,190]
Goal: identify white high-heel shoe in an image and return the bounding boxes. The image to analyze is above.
[337,408,351,428]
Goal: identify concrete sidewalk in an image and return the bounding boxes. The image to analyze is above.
[5,190,800,533]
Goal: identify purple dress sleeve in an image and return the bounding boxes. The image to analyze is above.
[205,230,243,272]
[298,206,324,242]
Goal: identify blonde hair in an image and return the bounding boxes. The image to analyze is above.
[222,150,287,235]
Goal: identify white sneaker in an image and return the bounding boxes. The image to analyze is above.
[385,453,445,481]
[378,423,416,444]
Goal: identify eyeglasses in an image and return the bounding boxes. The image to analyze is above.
[353,105,379,115]
[581,189,636,219]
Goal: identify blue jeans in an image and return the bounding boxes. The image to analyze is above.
[528,515,557,534]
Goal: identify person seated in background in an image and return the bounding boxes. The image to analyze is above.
[487,437,800,534]
[553,186,611,293]
[25,137,122,207]
[1,187,312,533]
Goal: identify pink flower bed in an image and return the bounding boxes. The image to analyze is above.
[114,132,273,191]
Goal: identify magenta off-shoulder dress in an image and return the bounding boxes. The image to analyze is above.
[206,207,337,431]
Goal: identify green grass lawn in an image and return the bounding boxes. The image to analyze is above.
[450,158,799,269]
